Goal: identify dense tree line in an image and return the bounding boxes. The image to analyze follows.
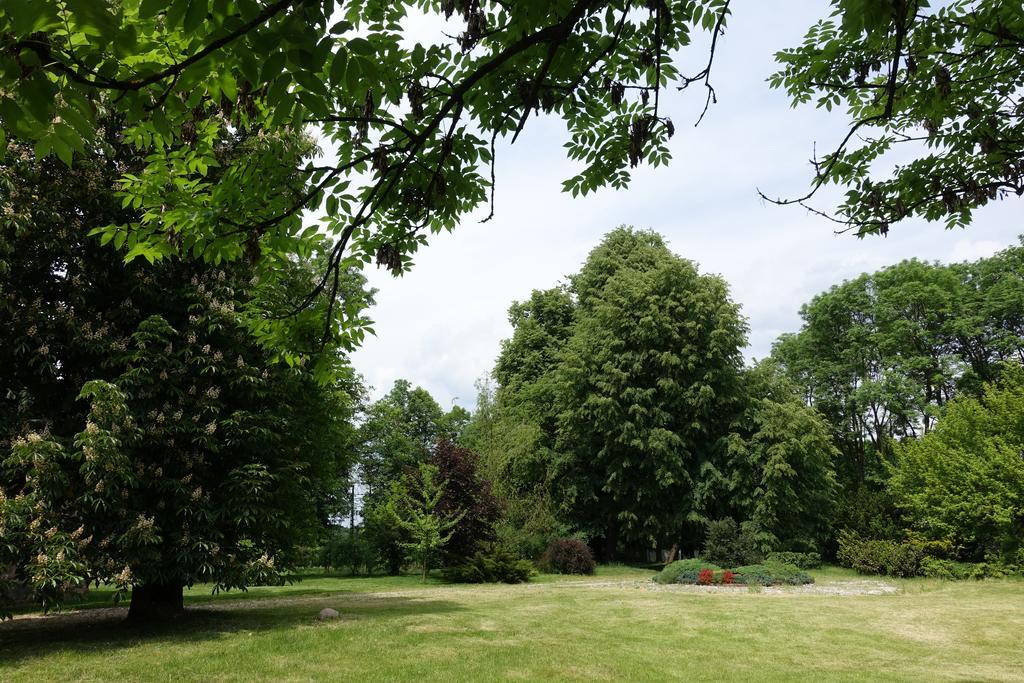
[333,379,499,577]
[772,241,1024,554]
[890,368,1024,564]
[456,230,1024,569]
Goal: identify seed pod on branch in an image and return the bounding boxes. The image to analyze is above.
[245,231,263,264]
[628,116,654,167]
[432,172,448,203]
[375,243,402,275]
[408,81,425,120]
[362,90,374,119]
[979,133,997,155]
[372,146,389,173]
[459,8,486,51]
[516,80,534,108]
[855,63,868,87]
[355,90,374,139]
[239,81,257,119]
[942,189,959,211]
[541,89,556,113]
[934,66,951,97]
[610,82,625,108]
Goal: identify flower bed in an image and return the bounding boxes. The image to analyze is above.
[732,563,813,586]
[653,559,721,584]
[653,559,813,586]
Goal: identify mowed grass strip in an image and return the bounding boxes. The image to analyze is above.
[2,567,1023,682]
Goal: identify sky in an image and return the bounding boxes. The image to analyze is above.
[348,0,1022,411]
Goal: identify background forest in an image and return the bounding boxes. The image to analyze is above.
[324,227,1024,582]
[4,134,1022,610]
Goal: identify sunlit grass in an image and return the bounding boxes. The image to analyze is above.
[3,566,1023,681]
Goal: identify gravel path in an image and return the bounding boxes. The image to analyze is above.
[633,578,899,596]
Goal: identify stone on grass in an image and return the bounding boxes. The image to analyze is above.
[318,608,340,620]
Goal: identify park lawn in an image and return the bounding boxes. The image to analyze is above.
[1,567,1022,682]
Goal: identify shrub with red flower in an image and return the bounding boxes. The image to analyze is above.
[698,568,714,585]
[722,570,735,585]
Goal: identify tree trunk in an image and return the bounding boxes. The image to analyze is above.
[127,582,184,622]
[602,523,619,562]
[665,543,679,565]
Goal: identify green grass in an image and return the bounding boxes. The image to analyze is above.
[2,566,1023,681]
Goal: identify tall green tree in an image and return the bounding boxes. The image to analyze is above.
[486,287,576,499]
[889,367,1024,563]
[724,363,838,553]
[553,228,747,552]
[484,228,749,556]
[0,127,365,620]
[358,379,446,502]
[393,463,464,582]
[952,242,1024,388]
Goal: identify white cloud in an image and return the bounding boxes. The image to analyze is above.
[349,1,1024,407]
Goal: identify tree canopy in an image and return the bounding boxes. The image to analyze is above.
[0,0,732,345]
[773,240,1024,492]
[3,1,1021,348]
[358,378,467,504]
[767,0,1024,235]
[552,228,747,548]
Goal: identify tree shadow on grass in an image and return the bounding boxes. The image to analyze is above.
[6,574,444,617]
[0,593,462,668]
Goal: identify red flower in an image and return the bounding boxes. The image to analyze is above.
[722,570,735,585]
[698,568,714,585]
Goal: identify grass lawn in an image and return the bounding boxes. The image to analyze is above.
[2,565,1023,681]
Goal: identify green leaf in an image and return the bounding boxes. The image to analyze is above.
[165,0,190,29]
[220,71,238,101]
[261,51,287,82]
[138,0,166,19]
[329,49,348,87]
[51,136,73,166]
[184,0,209,34]
[346,37,373,56]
